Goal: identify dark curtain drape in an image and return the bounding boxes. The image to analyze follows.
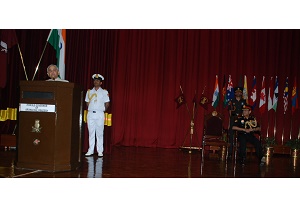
[111,29,300,148]
[1,29,300,150]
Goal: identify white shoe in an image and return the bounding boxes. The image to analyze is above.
[85,152,94,156]
[98,153,103,157]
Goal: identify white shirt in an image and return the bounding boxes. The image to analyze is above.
[85,87,110,112]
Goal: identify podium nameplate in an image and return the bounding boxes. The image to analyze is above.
[19,103,56,113]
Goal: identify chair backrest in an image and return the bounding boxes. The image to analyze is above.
[204,111,224,136]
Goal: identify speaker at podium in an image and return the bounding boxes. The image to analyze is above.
[17,81,84,172]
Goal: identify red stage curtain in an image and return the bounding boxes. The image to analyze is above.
[1,29,300,149]
[110,30,300,147]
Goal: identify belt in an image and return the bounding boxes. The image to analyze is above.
[90,111,103,113]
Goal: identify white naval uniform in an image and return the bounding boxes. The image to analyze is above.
[85,87,110,155]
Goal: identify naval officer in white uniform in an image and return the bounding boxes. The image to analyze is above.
[85,74,110,157]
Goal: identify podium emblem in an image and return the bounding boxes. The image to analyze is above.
[32,119,42,133]
[33,138,40,145]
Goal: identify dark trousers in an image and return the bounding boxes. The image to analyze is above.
[228,116,235,155]
[237,133,263,159]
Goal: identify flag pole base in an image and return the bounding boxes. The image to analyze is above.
[179,146,201,153]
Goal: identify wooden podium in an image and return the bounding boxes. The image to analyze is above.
[17,81,84,172]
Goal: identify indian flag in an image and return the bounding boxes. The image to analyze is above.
[212,75,219,108]
[47,29,66,80]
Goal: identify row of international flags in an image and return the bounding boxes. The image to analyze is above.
[175,75,299,115]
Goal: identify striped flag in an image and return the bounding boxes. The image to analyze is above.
[225,75,234,106]
[272,76,278,111]
[243,75,248,103]
[259,76,266,114]
[222,75,226,108]
[268,77,274,111]
[283,77,289,114]
[212,75,219,108]
[47,29,66,80]
[291,76,298,115]
[249,76,257,108]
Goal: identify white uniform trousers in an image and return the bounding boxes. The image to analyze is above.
[87,111,105,155]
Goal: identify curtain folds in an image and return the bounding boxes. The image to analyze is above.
[1,29,300,149]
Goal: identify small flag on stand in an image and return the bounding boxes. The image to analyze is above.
[174,93,186,109]
[199,94,212,110]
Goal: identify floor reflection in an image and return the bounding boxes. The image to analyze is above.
[1,147,299,177]
[85,156,103,178]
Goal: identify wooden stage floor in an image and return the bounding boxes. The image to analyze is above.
[1,146,300,178]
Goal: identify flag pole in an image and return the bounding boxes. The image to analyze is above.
[274,113,277,138]
[266,112,270,137]
[179,85,192,149]
[282,114,285,145]
[179,86,201,151]
[201,85,207,116]
[17,44,28,81]
[32,41,48,81]
[189,90,196,153]
[192,88,203,150]
[290,117,293,140]
[180,85,192,119]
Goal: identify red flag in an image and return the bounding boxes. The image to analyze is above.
[199,94,212,110]
[259,76,266,114]
[174,93,186,109]
[0,29,18,88]
[249,76,257,108]
[221,75,226,107]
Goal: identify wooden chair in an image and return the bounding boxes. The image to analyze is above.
[202,111,229,161]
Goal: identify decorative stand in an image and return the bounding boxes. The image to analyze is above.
[180,100,201,153]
